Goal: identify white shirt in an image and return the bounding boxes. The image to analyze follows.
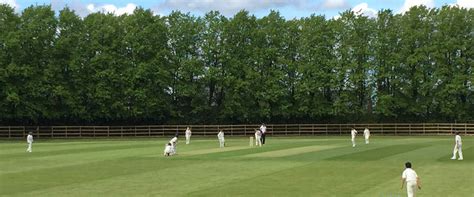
[455,135,462,145]
[27,134,33,143]
[185,129,192,137]
[260,125,267,134]
[217,131,224,140]
[170,137,178,144]
[402,168,418,182]
[363,129,370,138]
[351,129,358,138]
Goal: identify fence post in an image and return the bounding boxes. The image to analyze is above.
[339,125,342,136]
[437,124,440,135]
[148,126,151,136]
[423,123,425,135]
[231,125,233,136]
[312,125,314,135]
[65,126,68,138]
[285,125,288,135]
[51,126,53,138]
[244,125,247,136]
[8,126,11,139]
[465,123,467,135]
[325,125,328,136]
[409,124,411,135]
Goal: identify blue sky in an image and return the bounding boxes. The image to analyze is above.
[3,0,473,18]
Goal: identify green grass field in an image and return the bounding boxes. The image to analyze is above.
[1,136,473,196]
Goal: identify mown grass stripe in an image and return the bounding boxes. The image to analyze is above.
[243,145,341,158]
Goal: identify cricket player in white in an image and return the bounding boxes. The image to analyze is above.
[163,143,173,156]
[363,128,370,144]
[351,128,358,147]
[26,132,33,152]
[217,130,225,148]
[169,136,178,155]
[451,131,463,160]
[401,162,421,197]
[260,123,267,145]
[254,129,262,147]
[185,127,192,145]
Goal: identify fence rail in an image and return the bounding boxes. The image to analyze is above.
[0,123,473,139]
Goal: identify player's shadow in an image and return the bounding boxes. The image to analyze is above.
[436,146,473,162]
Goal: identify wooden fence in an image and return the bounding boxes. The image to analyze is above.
[0,123,473,139]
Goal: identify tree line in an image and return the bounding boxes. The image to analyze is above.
[0,4,472,125]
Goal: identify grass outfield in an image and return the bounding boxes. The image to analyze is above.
[0,136,472,196]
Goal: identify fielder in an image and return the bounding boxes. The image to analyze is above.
[163,143,173,156]
[217,130,225,148]
[254,129,262,147]
[351,128,358,147]
[26,132,33,153]
[185,127,192,144]
[363,128,370,144]
[401,162,421,197]
[451,131,463,160]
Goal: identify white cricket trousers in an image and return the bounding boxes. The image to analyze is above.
[453,144,463,159]
[186,135,191,144]
[365,137,369,144]
[255,136,262,147]
[406,180,417,197]
[27,142,32,152]
[351,137,356,147]
[171,144,177,155]
[219,139,225,148]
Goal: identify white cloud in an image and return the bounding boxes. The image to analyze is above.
[321,0,349,9]
[332,2,377,19]
[0,0,18,9]
[51,1,140,17]
[455,0,474,8]
[399,0,435,13]
[351,3,377,18]
[158,0,305,15]
[87,3,137,16]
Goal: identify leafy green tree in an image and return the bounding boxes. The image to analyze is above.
[372,10,403,120]
[0,4,20,123]
[397,6,437,121]
[166,11,206,123]
[0,5,472,124]
[297,15,335,121]
[8,5,56,123]
[200,11,228,122]
[220,10,259,123]
[121,8,171,123]
[46,7,83,123]
[253,10,289,121]
[331,11,375,121]
[431,6,473,121]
